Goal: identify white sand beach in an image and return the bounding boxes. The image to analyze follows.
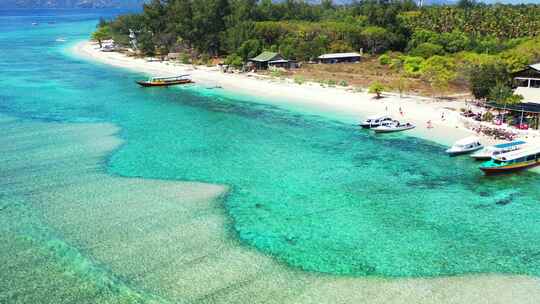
[74,41,540,147]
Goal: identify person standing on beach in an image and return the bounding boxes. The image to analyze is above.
[399,107,404,116]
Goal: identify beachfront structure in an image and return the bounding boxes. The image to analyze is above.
[248,52,285,70]
[268,59,298,69]
[513,63,540,104]
[166,53,181,61]
[317,52,362,64]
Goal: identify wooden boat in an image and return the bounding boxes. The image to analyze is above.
[480,145,540,174]
[470,140,527,161]
[136,75,193,87]
[373,120,415,133]
[359,114,393,129]
[446,137,483,156]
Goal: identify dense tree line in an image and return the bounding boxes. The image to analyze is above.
[96,0,540,100]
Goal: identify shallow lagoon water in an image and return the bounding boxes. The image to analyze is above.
[2,9,540,304]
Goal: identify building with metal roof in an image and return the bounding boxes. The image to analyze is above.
[317,52,362,64]
[248,52,284,70]
[512,63,540,104]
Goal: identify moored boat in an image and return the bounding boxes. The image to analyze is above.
[359,114,393,129]
[470,140,527,160]
[373,120,415,133]
[480,145,540,174]
[446,137,483,156]
[136,75,193,87]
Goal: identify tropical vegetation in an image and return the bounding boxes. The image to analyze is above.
[95,0,540,99]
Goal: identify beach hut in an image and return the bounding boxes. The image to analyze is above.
[166,53,181,61]
[317,52,362,64]
[513,63,540,103]
[268,59,298,70]
[248,52,285,70]
[512,63,540,104]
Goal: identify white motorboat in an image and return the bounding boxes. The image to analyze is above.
[446,137,483,156]
[359,114,393,129]
[470,140,527,160]
[373,120,416,133]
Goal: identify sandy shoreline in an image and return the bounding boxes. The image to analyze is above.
[75,41,510,147]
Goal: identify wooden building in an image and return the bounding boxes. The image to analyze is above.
[268,59,298,69]
[513,63,540,105]
[513,63,540,89]
[248,52,285,70]
[317,52,362,64]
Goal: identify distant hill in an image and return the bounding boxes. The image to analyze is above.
[1,0,146,9]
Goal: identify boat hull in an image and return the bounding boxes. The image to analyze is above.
[373,126,415,133]
[471,155,492,161]
[136,79,193,87]
[481,160,540,174]
[446,146,483,157]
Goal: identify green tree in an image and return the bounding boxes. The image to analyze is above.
[410,42,444,58]
[378,54,391,65]
[361,26,391,54]
[421,55,456,97]
[224,53,243,68]
[236,39,262,61]
[91,25,111,48]
[369,81,385,99]
[489,83,523,105]
[168,0,195,46]
[468,61,509,99]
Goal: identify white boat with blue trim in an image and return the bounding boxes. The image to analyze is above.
[446,137,483,156]
[470,140,527,160]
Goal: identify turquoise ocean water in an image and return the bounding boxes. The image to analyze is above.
[2,9,540,303]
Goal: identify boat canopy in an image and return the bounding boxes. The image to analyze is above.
[150,75,191,81]
[493,140,526,149]
[493,145,540,161]
[365,114,390,121]
[454,136,481,146]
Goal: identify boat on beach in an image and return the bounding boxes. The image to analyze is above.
[480,145,540,174]
[359,114,393,129]
[373,120,415,133]
[136,75,193,87]
[446,137,483,156]
[470,140,527,160]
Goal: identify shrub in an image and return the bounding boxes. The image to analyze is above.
[379,54,391,65]
[200,53,210,65]
[368,81,384,99]
[339,80,349,87]
[420,55,457,95]
[294,75,305,85]
[180,53,191,64]
[224,54,243,69]
[482,111,494,122]
[390,58,404,70]
[327,79,337,86]
[402,56,425,77]
[271,69,284,78]
[410,42,444,59]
